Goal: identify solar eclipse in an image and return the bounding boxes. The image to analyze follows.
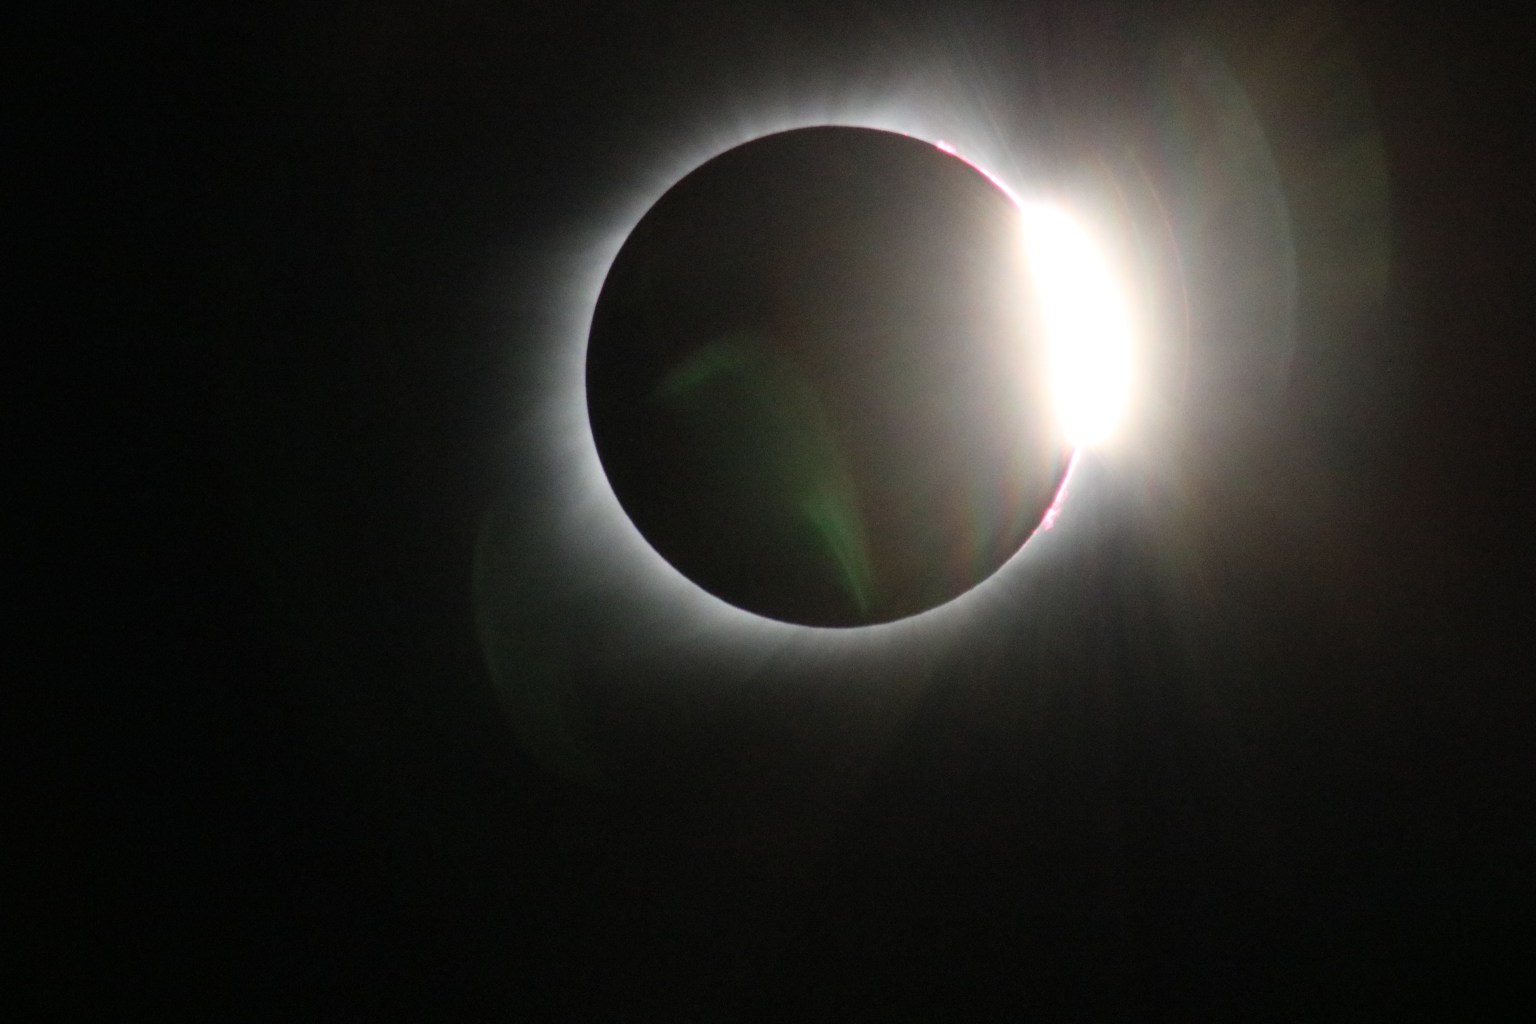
[583,126,1135,627]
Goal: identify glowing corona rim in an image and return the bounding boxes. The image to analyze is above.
[547,115,1127,646]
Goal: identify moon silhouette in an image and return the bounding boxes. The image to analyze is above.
[586,126,1071,627]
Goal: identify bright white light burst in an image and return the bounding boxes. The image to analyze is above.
[1019,202,1136,449]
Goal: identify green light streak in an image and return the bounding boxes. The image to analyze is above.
[653,341,753,401]
[799,488,874,614]
[653,334,879,614]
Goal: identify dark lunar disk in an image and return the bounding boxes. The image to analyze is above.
[586,126,1071,626]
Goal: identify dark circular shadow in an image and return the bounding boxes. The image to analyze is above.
[586,126,1071,627]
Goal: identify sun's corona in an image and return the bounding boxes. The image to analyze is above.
[537,116,1147,644]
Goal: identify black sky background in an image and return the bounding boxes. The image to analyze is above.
[17,1,1536,1016]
